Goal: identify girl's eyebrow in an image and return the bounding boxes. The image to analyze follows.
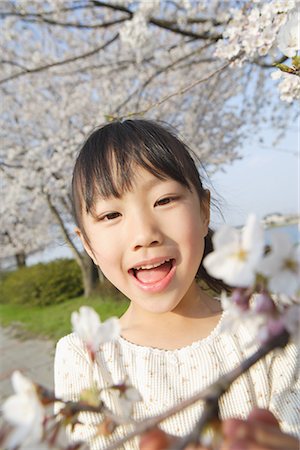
[141,176,170,190]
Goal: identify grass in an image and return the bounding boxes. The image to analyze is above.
[0,295,129,341]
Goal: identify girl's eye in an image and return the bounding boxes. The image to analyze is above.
[155,196,178,207]
[101,212,121,221]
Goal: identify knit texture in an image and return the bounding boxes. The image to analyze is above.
[54,314,300,449]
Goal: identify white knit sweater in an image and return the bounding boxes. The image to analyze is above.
[54,314,300,449]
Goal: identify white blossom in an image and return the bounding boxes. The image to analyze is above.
[219,292,264,340]
[271,69,283,80]
[119,386,142,418]
[203,214,264,287]
[215,2,293,63]
[277,9,300,57]
[110,382,142,419]
[277,72,300,102]
[282,304,300,340]
[71,306,121,358]
[2,371,45,448]
[258,233,300,298]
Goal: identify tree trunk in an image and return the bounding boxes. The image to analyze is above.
[15,251,26,268]
[80,253,101,297]
[45,194,105,296]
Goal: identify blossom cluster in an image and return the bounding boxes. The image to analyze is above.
[271,69,300,102]
[119,0,161,62]
[215,2,296,61]
[203,214,300,344]
[214,2,300,102]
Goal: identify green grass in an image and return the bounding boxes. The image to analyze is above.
[0,295,129,341]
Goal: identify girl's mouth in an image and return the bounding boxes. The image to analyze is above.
[129,258,175,292]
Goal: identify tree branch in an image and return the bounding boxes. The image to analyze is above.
[12,15,128,29]
[110,58,234,120]
[45,193,83,268]
[254,55,288,69]
[104,329,290,450]
[149,17,222,41]
[114,44,213,114]
[0,33,119,85]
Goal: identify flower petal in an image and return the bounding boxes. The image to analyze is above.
[11,371,35,395]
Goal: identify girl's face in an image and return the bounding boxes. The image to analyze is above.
[78,166,209,315]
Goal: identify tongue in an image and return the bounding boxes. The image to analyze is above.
[135,261,172,284]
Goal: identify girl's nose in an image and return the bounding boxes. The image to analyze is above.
[130,213,163,251]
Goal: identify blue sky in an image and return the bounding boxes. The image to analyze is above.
[210,125,299,227]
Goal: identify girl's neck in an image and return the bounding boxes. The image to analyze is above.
[119,286,222,350]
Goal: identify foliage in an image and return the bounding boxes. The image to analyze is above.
[0,295,129,340]
[0,259,83,306]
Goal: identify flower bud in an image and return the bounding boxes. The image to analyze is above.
[254,292,275,314]
[232,288,251,311]
[97,417,117,436]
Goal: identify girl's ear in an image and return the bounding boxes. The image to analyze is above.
[75,227,97,265]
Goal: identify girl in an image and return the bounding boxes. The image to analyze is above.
[54,119,299,450]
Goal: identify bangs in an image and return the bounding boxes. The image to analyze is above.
[72,120,203,222]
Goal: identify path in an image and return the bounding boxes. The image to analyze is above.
[0,325,55,403]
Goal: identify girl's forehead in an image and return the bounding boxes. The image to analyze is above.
[129,165,169,184]
[108,161,169,192]
[96,166,173,200]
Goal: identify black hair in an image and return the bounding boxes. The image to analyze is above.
[72,119,228,294]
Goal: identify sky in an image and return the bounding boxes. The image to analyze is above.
[210,124,299,227]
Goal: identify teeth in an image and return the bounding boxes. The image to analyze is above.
[135,259,171,270]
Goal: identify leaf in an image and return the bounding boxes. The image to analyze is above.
[292,55,300,70]
[276,64,295,74]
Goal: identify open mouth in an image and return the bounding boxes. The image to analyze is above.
[129,259,175,285]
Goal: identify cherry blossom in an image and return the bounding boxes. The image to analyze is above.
[271,69,300,102]
[110,382,142,419]
[203,214,264,287]
[219,291,264,337]
[277,9,300,57]
[71,306,121,360]
[1,371,45,448]
[214,2,295,63]
[258,233,300,298]
[282,304,300,341]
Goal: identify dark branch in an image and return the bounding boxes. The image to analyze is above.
[149,17,222,41]
[92,1,222,40]
[1,59,29,70]
[0,33,119,85]
[92,0,133,16]
[254,55,288,68]
[172,329,290,449]
[12,15,128,29]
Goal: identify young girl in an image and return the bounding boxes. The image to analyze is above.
[54,119,299,450]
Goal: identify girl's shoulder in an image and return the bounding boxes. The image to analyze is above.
[56,332,84,351]
[55,332,119,363]
[55,332,91,363]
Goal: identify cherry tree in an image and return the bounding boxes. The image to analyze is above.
[0,185,54,268]
[0,0,298,295]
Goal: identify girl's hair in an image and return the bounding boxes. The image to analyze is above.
[72,119,227,294]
